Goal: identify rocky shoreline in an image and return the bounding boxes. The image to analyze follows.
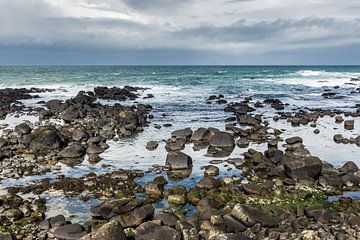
[0,86,359,240]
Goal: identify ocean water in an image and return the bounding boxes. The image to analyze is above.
[1,65,360,222]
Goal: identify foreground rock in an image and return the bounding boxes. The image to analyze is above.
[80,221,126,240]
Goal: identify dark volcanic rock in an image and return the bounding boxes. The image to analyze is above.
[30,126,66,153]
[207,131,235,148]
[283,155,322,179]
[112,204,155,228]
[80,220,126,240]
[165,152,193,170]
[53,224,87,239]
[58,143,85,158]
[231,204,278,227]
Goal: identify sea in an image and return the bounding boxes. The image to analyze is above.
[0,65,360,222]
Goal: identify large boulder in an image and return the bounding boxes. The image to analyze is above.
[165,152,193,170]
[283,155,322,179]
[90,199,141,220]
[207,131,235,148]
[30,126,66,153]
[80,220,126,240]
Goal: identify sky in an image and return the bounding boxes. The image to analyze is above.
[0,0,360,65]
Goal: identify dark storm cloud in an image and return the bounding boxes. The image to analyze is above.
[0,0,360,64]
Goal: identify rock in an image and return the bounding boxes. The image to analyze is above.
[208,131,235,148]
[90,199,141,220]
[197,177,221,189]
[136,223,181,240]
[14,123,31,135]
[223,214,247,233]
[197,198,215,220]
[191,128,210,142]
[0,233,17,240]
[231,204,278,227]
[144,182,163,196]
[339,161,359,175]
[53,224,87,240]
[165,152,193,170]
[86,144,105,155]
[344,120,354,130]
[210,233,253,240]
[153,211,179,227]
[72,128,90,142]
[335,116,344,123]
[113,204,155,228]
[58,143,85,158]
[49,214,67,228]
[168,195,186,205]
[61,107,79,122]
[30,126,65,153]
[80,220,126,240]
[283,155,322,179]
[285,137,303,145]
[146,141,159,151]
[171,128,193,141]
[334,134,344,143]
[165,139,186,152]
[203,165,219,176]
[236,138,250,148]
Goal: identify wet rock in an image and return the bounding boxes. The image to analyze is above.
[153,211,179,227]
[285,136,303,145]
[113,204,155,228]
[58,143,85,158]
[231,204,278,227]
[52,223,87,239]
[30,126,66,153]
[144,181,163,196]
[335,116,344,123]
[171,128,193,141]
[223,214,247,233]
[208,131,235,148]
[80,220,126,240]
[344,120,354,130]
[94,86,139,101]
[61,107,79,123]
[168,195,186,205]
[165,139,186,152]
[210,233,253,240]
[14,123,31,135]
[338,161,359,175]
[197,177,221,189]
[72,128,90,142]
[146,141,158,151]
[165,152,193,170]
[236,138,250,148]
[86,144,105,155]
[0,233,17,240]
[191,128,210,142]
[203,165,220,176]
[283,155,322,180]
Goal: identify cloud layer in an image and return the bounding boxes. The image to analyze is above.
[0,0,360,64]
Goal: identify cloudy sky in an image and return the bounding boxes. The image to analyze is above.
[1,0,360,65]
